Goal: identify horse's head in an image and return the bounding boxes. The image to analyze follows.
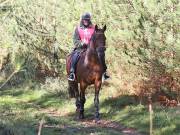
[93,25,106,49]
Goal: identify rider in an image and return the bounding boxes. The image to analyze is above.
[68,12,110,81]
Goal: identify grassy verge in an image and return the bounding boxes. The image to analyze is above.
[0,86,179,135]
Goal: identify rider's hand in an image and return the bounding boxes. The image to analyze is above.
[81,42,88,49]
[83,44,88,49]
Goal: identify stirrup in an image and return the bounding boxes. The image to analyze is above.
[68,73,75,81]
[102,72,110,82]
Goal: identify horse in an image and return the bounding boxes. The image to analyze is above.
[66,24,106,122]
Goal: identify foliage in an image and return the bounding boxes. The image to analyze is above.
[0,0,179,98]
[120,0,180,99]
[0,87,179,135]
[0,1,179,134]
[41,77,68,96]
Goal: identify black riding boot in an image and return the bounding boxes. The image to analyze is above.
[68,51,80,81]
[97,48,110,81]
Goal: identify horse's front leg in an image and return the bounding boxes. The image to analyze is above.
[94,80,101,122]
[75,98,80,112]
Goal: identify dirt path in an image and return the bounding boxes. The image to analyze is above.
[39,111,142,135]
[13,99,144,135]
[42,119,143,135]
[38,108,143,135]
[79,119,143,135]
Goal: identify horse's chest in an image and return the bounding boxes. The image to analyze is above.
[76,59,102,83]
[85,68,102,81]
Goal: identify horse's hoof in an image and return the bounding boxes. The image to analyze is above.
[74,116,80,121]
[79,114,84,119]
[76,108,80,113]
[74,115,84,121]
[93,117,100,123]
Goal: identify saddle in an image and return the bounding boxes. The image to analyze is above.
[66,49,86,75]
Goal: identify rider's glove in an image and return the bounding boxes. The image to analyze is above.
[81,42,88,49]
[83,43,88,49]
[80,41,85,47]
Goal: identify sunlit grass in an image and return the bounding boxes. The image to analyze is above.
[0,86,179,135]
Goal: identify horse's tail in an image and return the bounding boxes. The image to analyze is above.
[66,54,78,98]
[68,81,78,98]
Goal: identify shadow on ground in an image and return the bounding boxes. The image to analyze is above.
[0,88,179,135]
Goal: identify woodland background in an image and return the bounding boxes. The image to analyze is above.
[0,0,179,135]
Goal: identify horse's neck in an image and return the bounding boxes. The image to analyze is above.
[89,40,95,50]
[85,41,99,65]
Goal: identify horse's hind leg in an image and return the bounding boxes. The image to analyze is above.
[79,81,87,119]
[68,81,80,116]
[94,80,102,122]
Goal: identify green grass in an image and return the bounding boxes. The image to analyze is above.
[0,86,179,135]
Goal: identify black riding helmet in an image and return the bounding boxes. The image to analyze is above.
[81,12,92,27]
[81,12,91,20]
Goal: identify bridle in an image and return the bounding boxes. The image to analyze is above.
[92,31,106,53]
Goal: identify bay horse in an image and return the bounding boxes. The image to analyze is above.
[66,25,106,121]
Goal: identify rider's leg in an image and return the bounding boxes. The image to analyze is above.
[68,51,80,81]
[97,49,110,80]
[101,53,110,80]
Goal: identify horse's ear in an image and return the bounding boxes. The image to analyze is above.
[95,25,98,31]
[103,25,106,31]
